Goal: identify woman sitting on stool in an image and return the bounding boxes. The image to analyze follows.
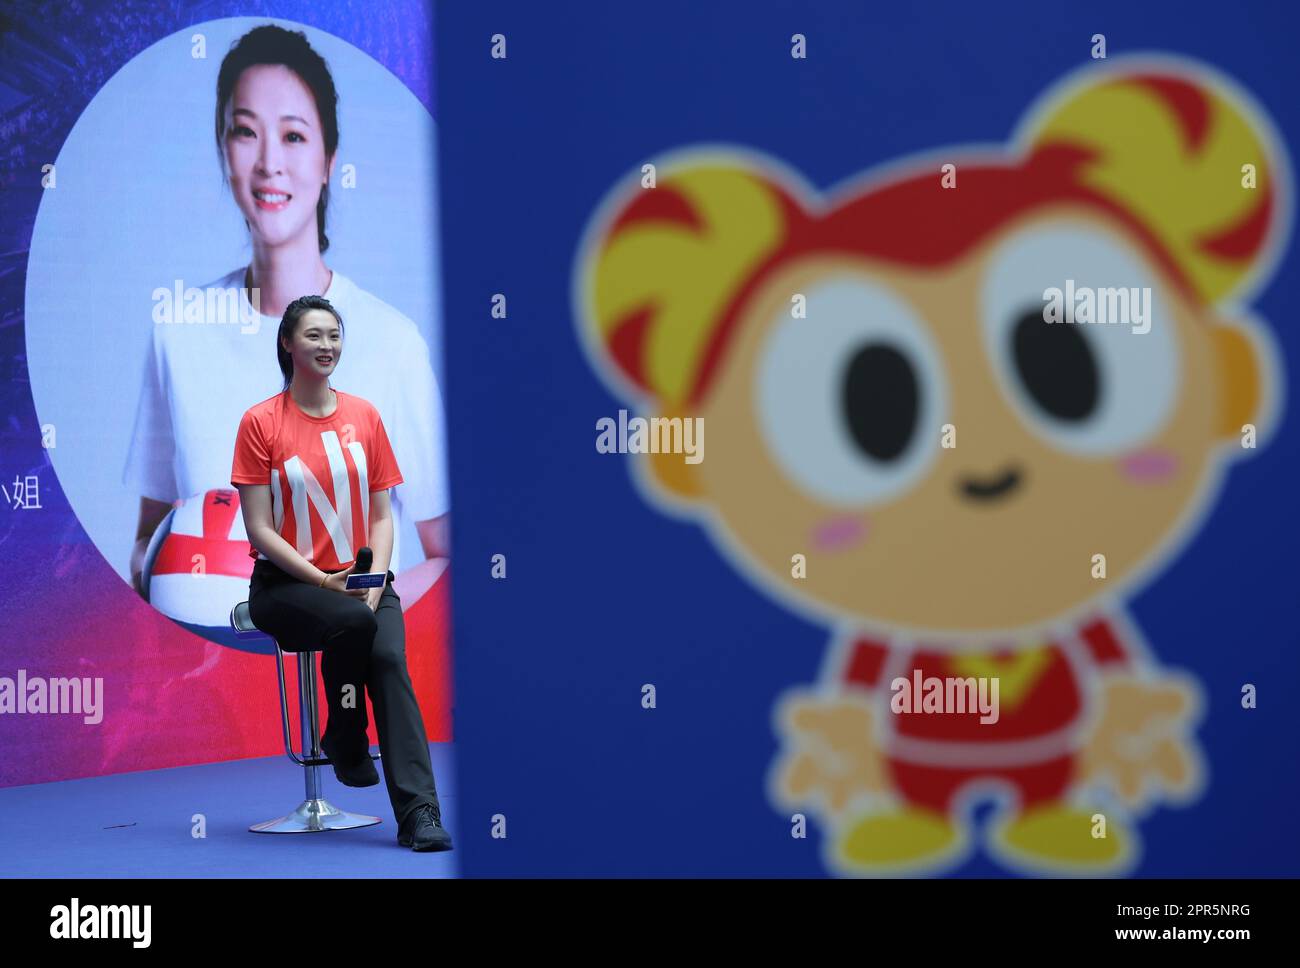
[231,294,451,852]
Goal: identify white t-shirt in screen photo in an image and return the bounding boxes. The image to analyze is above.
[122,268,448,572]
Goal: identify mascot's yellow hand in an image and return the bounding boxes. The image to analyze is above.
[1079,674,1198,807]
[775,691,887,818]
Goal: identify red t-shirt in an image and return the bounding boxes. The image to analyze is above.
[230,388,403,572]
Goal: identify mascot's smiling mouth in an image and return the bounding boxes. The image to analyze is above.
[959,466,1023,502]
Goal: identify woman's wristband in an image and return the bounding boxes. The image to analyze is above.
[318,571,329,588]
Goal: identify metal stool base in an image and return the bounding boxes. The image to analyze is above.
[250,797,382,833]
[229,602,386,838]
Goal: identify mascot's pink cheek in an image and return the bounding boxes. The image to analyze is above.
[813,515,868,551]
[1120,449,1180,482]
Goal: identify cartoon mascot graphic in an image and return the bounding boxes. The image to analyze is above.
[572,56,1290,875]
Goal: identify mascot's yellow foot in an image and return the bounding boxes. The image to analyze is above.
[832,807,963,874]
[991,803,1134,874]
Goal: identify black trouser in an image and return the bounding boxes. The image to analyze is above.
[247,558,441,827]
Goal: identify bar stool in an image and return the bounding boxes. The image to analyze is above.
[230,600,382,834]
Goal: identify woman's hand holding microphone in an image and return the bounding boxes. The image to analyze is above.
[320,547,377,607]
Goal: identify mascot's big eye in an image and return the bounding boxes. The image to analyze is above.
[980,223,1180,456]
[756,276,947,507]
[842,344,920,460]
[1010,307,1099,421]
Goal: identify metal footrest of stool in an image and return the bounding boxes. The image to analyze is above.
[250,798,382,833]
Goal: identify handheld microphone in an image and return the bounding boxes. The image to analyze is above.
[354,547,373,573]
[343,546,384,591]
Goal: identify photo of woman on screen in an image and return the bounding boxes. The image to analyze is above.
[123,24,449,606]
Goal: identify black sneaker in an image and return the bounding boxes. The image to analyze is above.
[398,804,453,851]
[319,730,379,787]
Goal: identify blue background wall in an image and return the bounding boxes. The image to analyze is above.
[438,0,1300,875]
